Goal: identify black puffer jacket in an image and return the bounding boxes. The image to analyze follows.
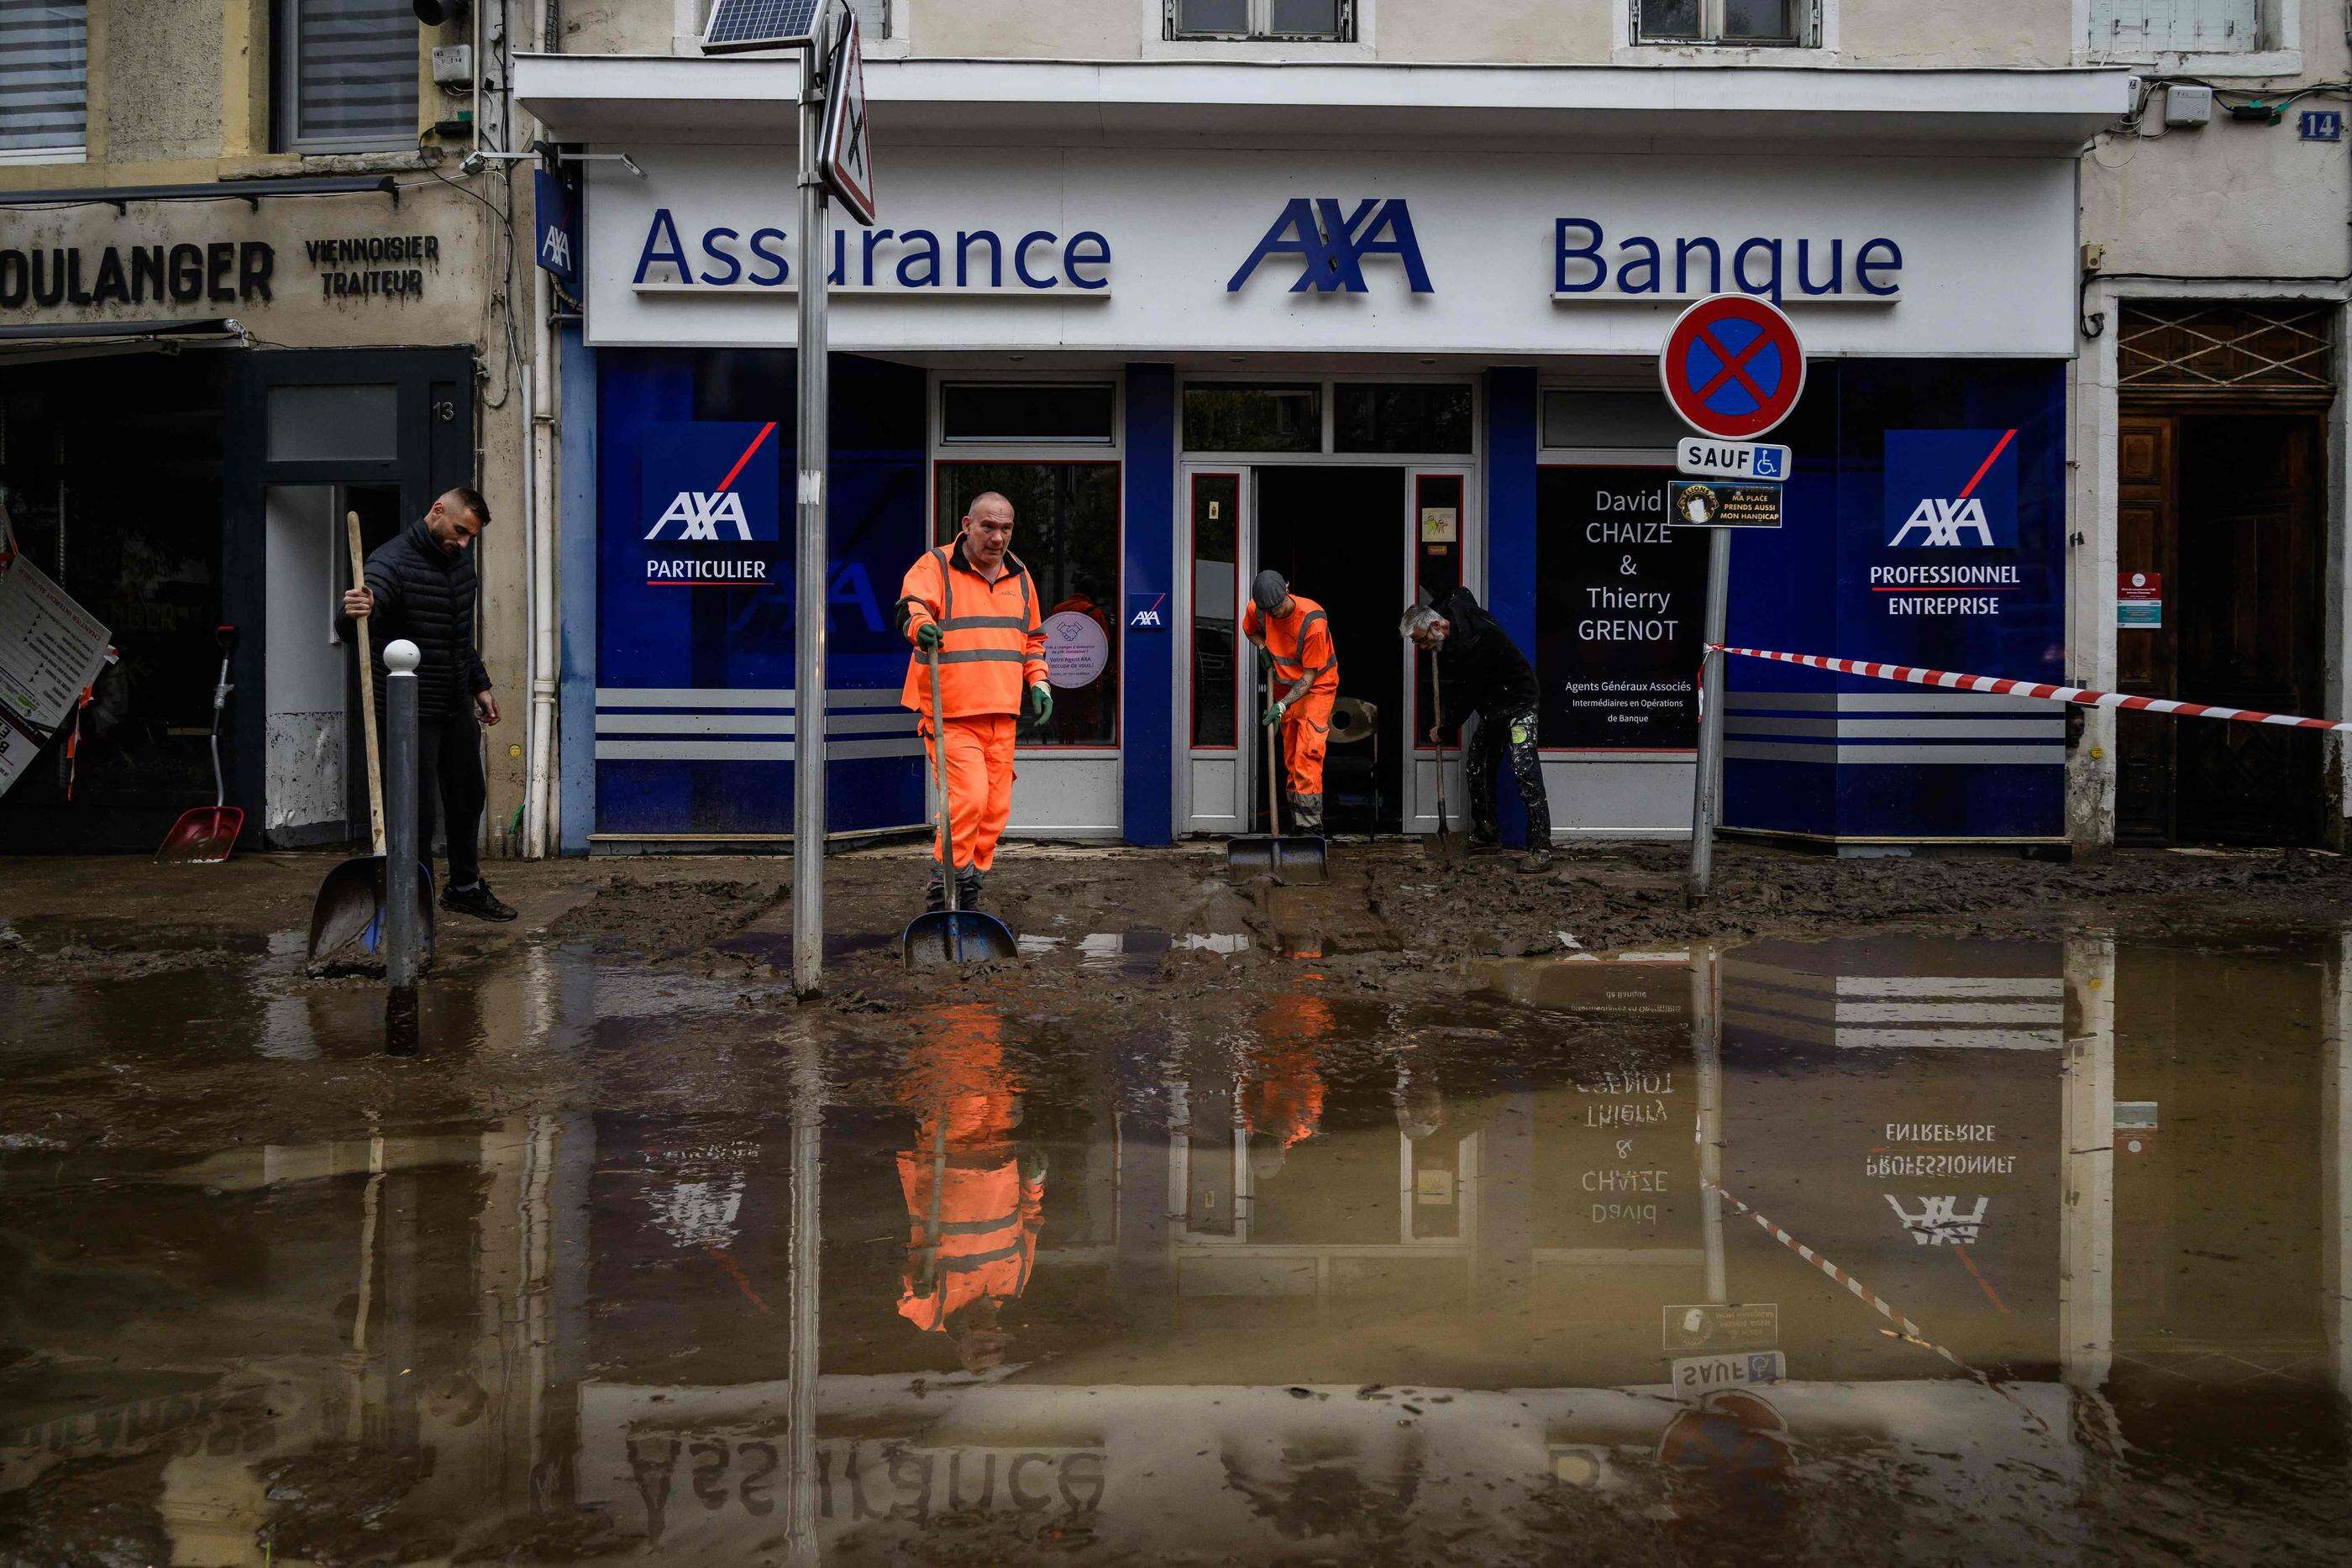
[1433,586,1539,726]
[336,518,491,721]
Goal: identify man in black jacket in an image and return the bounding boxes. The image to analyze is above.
[338,488,515,920]
[1404,586,1554,873]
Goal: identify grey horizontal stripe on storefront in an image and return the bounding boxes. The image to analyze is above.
[939,648,1028,664]
[1725,716,2066,740]
[593,737,927,762]
[1725,741,2064,765]
[592,686,901,708]
[1727,690,2055,714]
[593,711,916,737]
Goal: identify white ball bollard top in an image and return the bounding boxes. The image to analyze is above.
[383,638,422,674]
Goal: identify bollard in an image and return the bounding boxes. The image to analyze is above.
[383,638,423,1000]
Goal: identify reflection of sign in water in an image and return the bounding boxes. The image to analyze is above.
[1041,609,1109,689]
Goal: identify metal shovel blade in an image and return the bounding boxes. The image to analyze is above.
[307,855,438,968]
[900,909,1021,970]
[156,805,244,865]
[1226,834,1329,885]
[1425,822,1468,864]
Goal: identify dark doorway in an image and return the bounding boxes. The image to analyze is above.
[1252,465,1405,832]
[2116,411,2325,846]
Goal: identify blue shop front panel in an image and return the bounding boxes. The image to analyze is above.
[1722,360,2067,842]
[593,350,927,838]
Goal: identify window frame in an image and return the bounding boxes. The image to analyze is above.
[0,0,90,167]
[272,0,423,156]
[1164,0,1357,43]
[937,380,1120,448]
[1632,0,1817,48]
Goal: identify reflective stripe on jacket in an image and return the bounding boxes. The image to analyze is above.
[1242,593,1339,704]
[897,542,1050,719]
[896,1150,1044,1332]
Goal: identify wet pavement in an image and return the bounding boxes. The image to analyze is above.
[3,851,2351,1563]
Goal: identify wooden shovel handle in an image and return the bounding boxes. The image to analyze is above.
[346,511,386,856]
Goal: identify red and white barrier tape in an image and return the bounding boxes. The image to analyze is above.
[1709,645,2352,734]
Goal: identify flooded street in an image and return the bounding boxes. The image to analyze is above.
[3,849,2350,1562]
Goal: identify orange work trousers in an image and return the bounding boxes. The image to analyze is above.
[924,713,1016,872]
[1278,690,1336,797]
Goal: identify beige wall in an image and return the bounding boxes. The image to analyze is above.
[561,0,680,56]
[907,0,1144,58]
[1840,0,2069,67]
[1378,0,1608,63]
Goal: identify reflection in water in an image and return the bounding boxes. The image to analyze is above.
[2,933,2349,1560]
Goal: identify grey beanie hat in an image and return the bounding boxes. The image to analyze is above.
[1251,569,1289,615]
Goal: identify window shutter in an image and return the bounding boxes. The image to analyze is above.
[0,1,88,157]
[295,0,419,149]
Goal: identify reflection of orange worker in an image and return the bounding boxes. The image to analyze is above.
[1240,570,1339,835]
[895,1004,1046,1373]
[897,491,1049,914]
[1242,995,1334,1182]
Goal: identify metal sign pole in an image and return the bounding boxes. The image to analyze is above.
[1686,528,1731,905]
[793,29,832,996]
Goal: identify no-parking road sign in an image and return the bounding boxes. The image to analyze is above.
[1659,295,1805,441]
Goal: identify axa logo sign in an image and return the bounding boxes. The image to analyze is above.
[638,421,782,589]
[1227,198,1436,295]
[647,490,750,542]
[1885,429,2019,548]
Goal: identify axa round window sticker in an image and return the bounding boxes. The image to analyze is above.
[1041,610,1110,689]
[1660,294,1806,440]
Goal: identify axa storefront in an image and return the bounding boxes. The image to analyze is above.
[518,59,2126,852]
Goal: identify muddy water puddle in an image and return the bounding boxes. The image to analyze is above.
[2,931,2349,1562]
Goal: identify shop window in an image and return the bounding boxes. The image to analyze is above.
[1335,384,1473,455]
[1183,384,1320,453]
[2090,0,2262,55]
[1534,465,1707,753]
[1167,0,1354,40]
[1541,389,1683,451]
[1635,0,1810,45]
[274,0,420,153]
[935,462,1121,747]
[940,382,1116,446]
[0,1,87,161]
[1191,473,1241,748]
[265,384,399,462]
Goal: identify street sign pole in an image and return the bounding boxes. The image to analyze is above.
[1687,532,1731,903]
[1657,294,1806,907]
[792,8,833,996]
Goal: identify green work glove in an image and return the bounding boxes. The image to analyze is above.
[1255,645,1274,678]
[1026,683,1053,725]
[914,621,943,651]
[1262,698,1288,727]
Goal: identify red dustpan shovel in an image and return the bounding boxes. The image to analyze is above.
[157,625,244,864]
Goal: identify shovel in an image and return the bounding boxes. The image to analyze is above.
[1226,673,1328,885]
[307,511,435,968]
[156,625,246,864]
[1425,655,1466,864]
[901,644,1019,969]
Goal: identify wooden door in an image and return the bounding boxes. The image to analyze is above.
[2174,415,2324,845]
[2115,416,2176,844]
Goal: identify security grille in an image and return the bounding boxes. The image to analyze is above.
[0,1,88,159]
[2118,302,2337,402]
[2089,0,2261,55]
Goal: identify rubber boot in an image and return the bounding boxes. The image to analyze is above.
[957,867,985,912]
[1290,792,1325,835]
[1517,843,1556,875]
[924,866,948,913]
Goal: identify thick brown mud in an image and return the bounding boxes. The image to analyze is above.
[3,845,2350,1562]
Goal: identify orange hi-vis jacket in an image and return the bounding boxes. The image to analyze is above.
[897,1139,1044,1331]
[1241,594,1339,705]
[897,541,1049,719]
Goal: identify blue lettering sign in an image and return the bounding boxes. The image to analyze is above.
[1556,218,1902,301]
[1228,197,1435,294]
[635,217,1110,293]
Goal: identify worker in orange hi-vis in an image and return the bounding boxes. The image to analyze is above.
[896,491,1050,915]
[895,1002,1045,1374]
[1239,569,1340,835]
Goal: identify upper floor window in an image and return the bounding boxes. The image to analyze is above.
[275,0,420,154]
[2090,0,2262,54]
[0,1,89,164]
[1635,0,1811,46]
[1166,0,1356,42]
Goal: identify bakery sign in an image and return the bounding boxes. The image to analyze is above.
[0,230,448,312]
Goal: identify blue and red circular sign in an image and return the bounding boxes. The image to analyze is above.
[1659,294,1806,440]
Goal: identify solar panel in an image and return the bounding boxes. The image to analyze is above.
[702,0,824,52]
